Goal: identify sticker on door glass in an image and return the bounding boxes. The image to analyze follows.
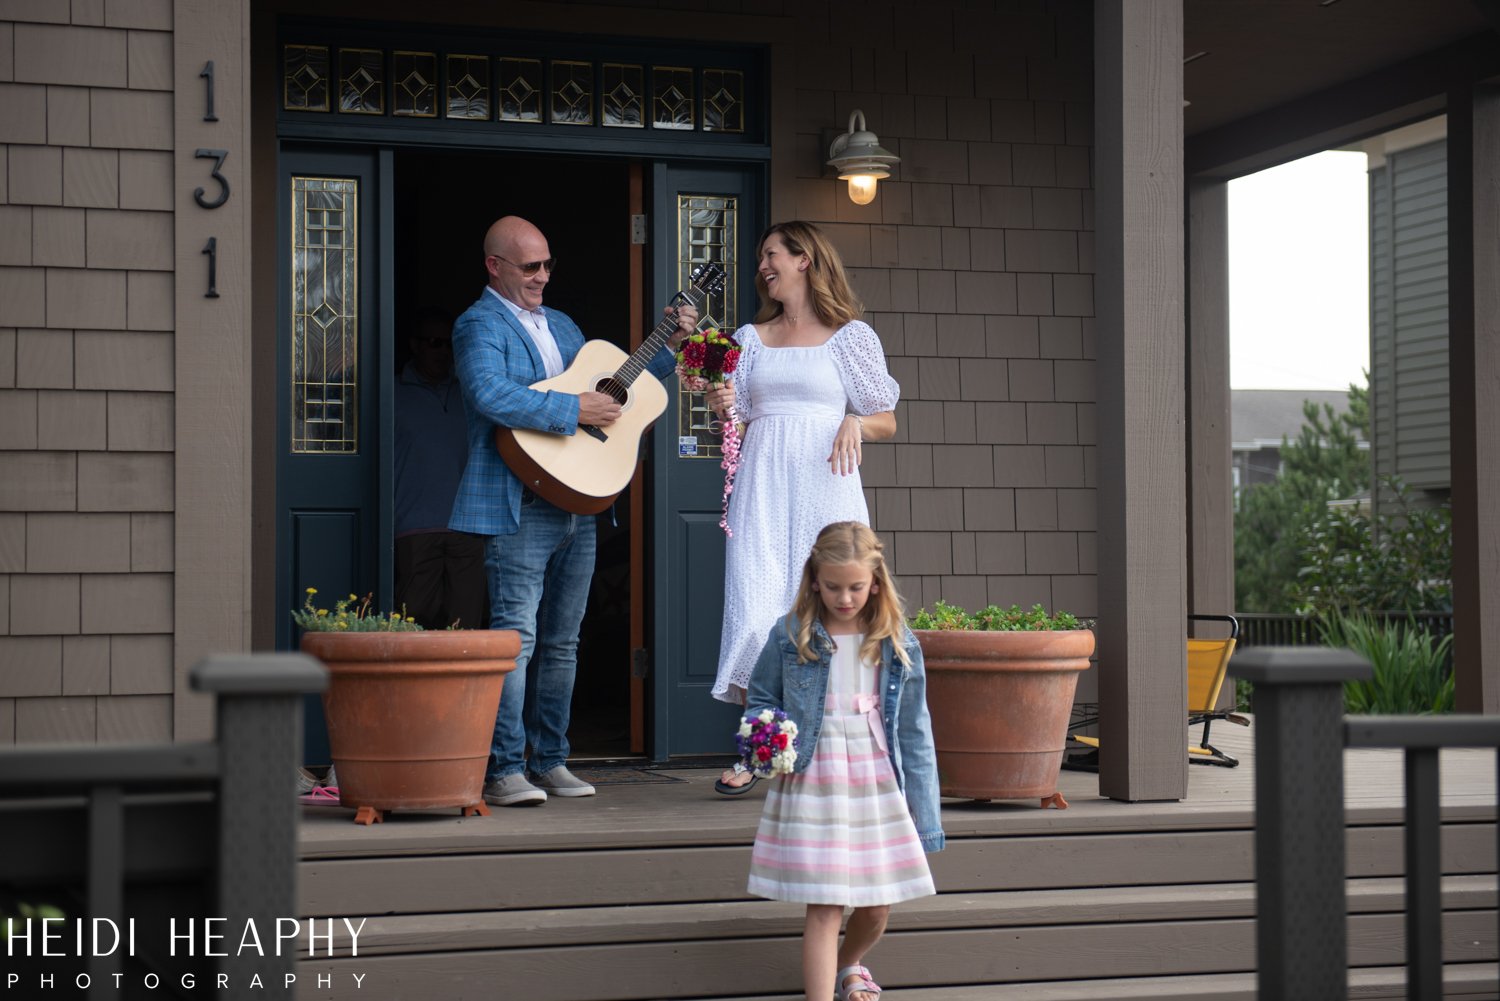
[678,436,699,457]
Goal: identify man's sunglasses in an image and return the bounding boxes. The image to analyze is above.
[492,255,557,277]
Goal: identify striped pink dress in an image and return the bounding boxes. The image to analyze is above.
[747,634,936,906]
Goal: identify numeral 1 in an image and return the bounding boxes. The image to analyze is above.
[201,61,219,122]
[202,237,220,298]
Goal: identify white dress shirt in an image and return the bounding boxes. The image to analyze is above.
[487,285,565,378]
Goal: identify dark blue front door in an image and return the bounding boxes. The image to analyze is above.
[275,147,390,764]
[650,162,763,758]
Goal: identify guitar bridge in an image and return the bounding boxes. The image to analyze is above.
[581,424,609,443]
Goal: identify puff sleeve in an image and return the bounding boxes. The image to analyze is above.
[828,320,900,415]
[730,323,759,422]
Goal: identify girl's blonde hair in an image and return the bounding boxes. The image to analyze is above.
[787,521,911,668]
[752,222,863,328]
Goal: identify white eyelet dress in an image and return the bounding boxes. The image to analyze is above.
[711,321,900,704]
[747,635,936,906]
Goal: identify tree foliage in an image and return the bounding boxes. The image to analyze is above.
[1293,478,1452,617]
[1234,384,1371,612]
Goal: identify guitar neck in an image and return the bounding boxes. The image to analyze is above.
[612,283,712,387]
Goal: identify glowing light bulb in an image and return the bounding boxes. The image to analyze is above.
[846,174,878,205]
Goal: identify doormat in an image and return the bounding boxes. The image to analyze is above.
[566,767,687,786]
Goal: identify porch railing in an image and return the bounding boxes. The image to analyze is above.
[0,654,325,999]
[1232,647,1500,1001]
[1235,610,1455,648]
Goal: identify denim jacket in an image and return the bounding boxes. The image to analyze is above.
[745,615,945,853]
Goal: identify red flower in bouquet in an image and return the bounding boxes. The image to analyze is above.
[675,321,743,537]
[735,708,800,778]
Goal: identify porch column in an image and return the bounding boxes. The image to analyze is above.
[1186,179,1234,611]
[1187,179,1235,710]
[174,0,255,740]
[1094,0,1188,800]
[1447,81,1500,714]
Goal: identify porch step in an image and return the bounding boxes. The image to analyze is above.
[298,822,1500,916]
[684,963,1500,1000]
[296,877,1497,1000]
[294,744,1499,1000]
[329,876,1498,955]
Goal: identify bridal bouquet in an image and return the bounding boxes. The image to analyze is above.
[735,708,799,779]
[676,322,742,536]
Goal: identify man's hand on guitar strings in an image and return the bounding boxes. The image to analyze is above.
[578,391,623,427]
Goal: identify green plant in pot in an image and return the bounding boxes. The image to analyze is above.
[294,588,425,633]
[910,601,1095,808]
[295,588,520,825]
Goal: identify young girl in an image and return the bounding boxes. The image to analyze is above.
[744,521,943,1001]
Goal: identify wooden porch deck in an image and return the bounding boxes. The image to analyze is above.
[293,721,1500,1000]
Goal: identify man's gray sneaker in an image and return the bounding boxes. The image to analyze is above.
[483,773,547,806]
[529,765,596,798]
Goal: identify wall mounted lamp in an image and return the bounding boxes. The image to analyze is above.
[826,109,900,205]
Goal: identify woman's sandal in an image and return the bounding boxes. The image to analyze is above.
[835,965,882,1001]
[712,760,761,796]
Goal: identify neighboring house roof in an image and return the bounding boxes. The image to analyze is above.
[1231,389,1362,451]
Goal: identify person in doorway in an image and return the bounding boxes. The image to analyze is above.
[394,306,487,631]
[705,221,900,795]
[449,215,698,806]
[744,521,943,1001]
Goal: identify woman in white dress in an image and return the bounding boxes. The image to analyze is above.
[706,221,900,794]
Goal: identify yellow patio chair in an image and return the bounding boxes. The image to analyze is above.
[1068,613,1247,767]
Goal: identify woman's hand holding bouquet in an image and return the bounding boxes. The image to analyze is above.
[675,322,742,536]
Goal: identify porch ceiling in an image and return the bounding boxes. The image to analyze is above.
[1183,0,1492,136]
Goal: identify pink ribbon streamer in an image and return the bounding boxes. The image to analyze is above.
[718,405,740,537]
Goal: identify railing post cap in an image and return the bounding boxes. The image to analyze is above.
[192,653,328,695]
[1230,645,1373,685]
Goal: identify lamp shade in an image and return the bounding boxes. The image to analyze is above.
[827,109,899,181]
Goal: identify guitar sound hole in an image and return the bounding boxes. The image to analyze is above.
[596,378,628,405]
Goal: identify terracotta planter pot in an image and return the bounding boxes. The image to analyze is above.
[917,628,1095,803]
[300,629,520,824]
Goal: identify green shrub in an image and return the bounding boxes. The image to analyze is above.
[1294,478,1452,618]
[1320,611,1454,715]
[909,600,1082,631]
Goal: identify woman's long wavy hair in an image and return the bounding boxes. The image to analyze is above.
[752,221,863,328]
[787,521,911,669]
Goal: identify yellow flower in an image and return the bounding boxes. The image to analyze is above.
[305,587,317,595]
[317,608,328,617]
[348,593,358,601]
[406,616,415,623]
[335,621,347,630]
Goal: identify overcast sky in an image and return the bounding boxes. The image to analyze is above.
[1228,150,1371,392]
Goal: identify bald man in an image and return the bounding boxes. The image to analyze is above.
[449,216,697,806]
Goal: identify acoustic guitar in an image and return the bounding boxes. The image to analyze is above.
[494,262,727,514]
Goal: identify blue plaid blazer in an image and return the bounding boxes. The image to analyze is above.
[447,288,675,536]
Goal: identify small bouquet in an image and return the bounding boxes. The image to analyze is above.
[735,708,800,778]
[676,322,742,536]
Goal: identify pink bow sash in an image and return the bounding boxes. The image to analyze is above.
[853,693,888,753]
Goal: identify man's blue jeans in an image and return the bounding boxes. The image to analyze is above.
[484,497,596,781]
